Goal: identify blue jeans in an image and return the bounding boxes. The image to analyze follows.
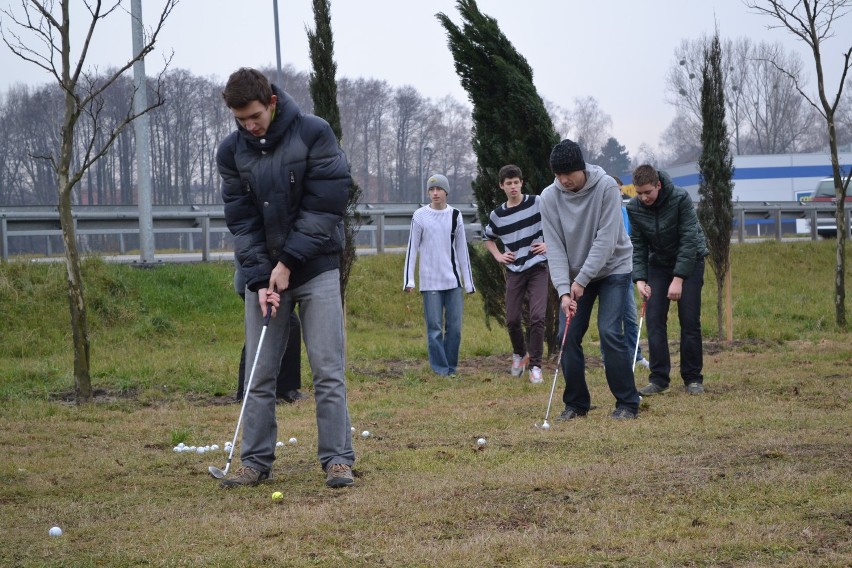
[565,283,644,364]
[422,287,463,375]
[623,283,644,361]
[561,272,640,413]
[241,269,354,472]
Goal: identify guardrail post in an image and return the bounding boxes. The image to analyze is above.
[810,210,818,240]
[376,213,385,254]
[1,217,7,261]
[737,209,745,243]
[774,210,783,242]
[201,216,210,262]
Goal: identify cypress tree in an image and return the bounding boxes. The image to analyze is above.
[697,32,734,340]
[437,0,560,349]
[307,0,361,306]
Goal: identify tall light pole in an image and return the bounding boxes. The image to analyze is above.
[419,143,433,202]
[273,0,284,88]
[131,0,155,265]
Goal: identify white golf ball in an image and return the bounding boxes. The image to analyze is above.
[476,438,487,446]
[177,443,186,449]
[196,447,206,454]
[541,422,551,430]
[361,430,370,438]
[211,444,219,451]
[49,526,62,537]
[351,427,356,433]
[188,446,196,452]
[173,446,181,452]
[288,437,297,445]
[276,441,285,448]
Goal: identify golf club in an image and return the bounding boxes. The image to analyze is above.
[632,299,647,373]
[209,303,273,480]
[535,309,572,430]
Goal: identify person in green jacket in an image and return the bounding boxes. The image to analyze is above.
[627,165,709,396]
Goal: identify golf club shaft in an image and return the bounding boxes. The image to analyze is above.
[632,300,646,373]
[543,312,571,423]
[220,306,273,476]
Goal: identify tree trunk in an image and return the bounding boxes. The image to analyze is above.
[725,266,733,342]
[716,270,725,340]
[58,187,92,400]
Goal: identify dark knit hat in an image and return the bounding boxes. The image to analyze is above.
[426,173,450,194]
[550,139,585,174]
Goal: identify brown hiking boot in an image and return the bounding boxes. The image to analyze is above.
[325,463,354,488]
[219,465,271,489]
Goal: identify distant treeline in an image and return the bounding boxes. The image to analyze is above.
[0,64,478,207]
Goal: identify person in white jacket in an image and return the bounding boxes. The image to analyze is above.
[403,174,476,376]
[540,140,641,420]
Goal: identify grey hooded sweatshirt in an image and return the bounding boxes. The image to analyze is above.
[539,164,633,298]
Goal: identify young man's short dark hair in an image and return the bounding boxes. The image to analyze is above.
[498,164,523,184]
[632,164,660,187]
[222,68,274,109]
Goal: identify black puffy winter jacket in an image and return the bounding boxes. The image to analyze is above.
[626,171,708,282]
[217,86,351,291]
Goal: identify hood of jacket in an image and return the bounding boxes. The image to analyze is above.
[551,165,607,197]
[233,85,301,152]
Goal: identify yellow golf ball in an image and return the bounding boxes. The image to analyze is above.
[271,491,283,500]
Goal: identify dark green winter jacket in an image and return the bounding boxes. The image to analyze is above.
[626,171,708,282]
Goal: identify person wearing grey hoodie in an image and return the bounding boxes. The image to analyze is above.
[540,139,642,420]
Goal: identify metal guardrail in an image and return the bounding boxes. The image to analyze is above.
[0,201,847,261]
[0,203,482,261]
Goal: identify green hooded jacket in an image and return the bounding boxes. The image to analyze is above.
[626,171,708,282]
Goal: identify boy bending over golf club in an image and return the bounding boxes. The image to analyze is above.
[216,68,355,489]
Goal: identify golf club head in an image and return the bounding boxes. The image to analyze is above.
[208,465,227,479]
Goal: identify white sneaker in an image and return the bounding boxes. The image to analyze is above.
[511,353,529,377]
[636,357,650,369]
[529,366,543,384]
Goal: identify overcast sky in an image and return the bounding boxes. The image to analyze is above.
[0,0,847,158]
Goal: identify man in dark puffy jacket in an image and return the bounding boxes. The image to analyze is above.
[216,68,354,489]
[627,165,709,396]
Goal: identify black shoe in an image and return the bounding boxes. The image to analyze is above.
[555,407,587,421]
[279,390,307,404]
[638,382,669,396]
[611,407,638,420]
[685,382,704,395]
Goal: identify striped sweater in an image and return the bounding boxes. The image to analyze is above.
[482,194,547,273]
[403,205,475,293]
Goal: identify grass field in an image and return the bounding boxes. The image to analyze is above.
[0,240,850,566]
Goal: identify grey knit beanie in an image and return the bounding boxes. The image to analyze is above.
[426,173,450,194]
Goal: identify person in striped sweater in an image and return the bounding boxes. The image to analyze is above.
[403,174,476,377]
[483,165,549,384]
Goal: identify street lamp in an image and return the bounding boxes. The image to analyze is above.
[419,143,433,202]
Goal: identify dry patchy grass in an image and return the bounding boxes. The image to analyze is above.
[1,339,849,567]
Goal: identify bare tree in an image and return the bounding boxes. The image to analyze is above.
[746,0,851,327]
[391,86,424,201]
[543,98,572,140]
[1,0,178,398]
[570,95,612,160]
[659,111,702,164]
[665,36,811,157]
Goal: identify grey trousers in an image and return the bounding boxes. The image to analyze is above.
[240,269,354,472]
